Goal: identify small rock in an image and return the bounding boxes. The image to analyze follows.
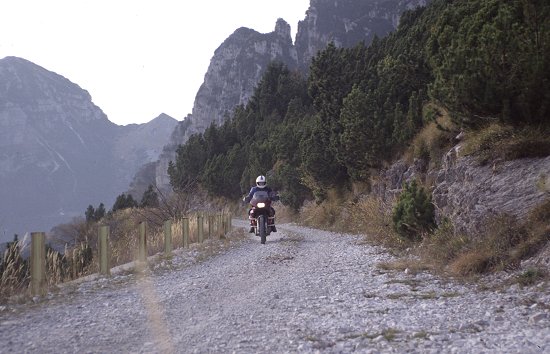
[475,320,490,328]
[338,326,353,334]
[528,312,547,324]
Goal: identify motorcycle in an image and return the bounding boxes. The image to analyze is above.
[244,190,278,244]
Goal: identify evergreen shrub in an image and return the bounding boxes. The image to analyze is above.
[392,180,435,240]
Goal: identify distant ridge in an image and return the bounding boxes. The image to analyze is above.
[0,57,177,241]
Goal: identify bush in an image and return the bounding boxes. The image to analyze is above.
[392,180,435,240]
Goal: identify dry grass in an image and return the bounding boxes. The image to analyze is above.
[301,186,549,280]
[1,206,233,301]
[404,105,456,168]
[461,123,550,164]
[418,220,470,270]
[300,189,343,229]
[348,196,411,250]
[0,238,29,301]
[510,199,550,262]
[299,191,412,252]
[273,203,298,224]
[536,173,550,193]
[45,242,94,286]
[382,198,550,278]
[438,215,526,276]
[442,201,549,276]
[107,209,224,267]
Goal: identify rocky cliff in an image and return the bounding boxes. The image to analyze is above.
[432,149,550,236]
[154,0,429,191]
[375,148,550,236]
[154,19,298,191]
[295,0,428,70]
[0,57,177,241]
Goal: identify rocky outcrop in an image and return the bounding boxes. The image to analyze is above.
[376,147,550,236]
[432,149,550,236]
[295,0,428,70]
[0,57,177,241]
[373,158,428,201]
[154,19,299,191]
[183,19,297,143]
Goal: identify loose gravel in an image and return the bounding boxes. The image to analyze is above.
[0,221,548,353]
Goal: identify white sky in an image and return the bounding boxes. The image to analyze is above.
[0,0,310,126]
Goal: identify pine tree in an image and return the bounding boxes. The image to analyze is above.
[392,180,435,239]
[338,86,385,180]
[94,203,106,221]
[140,185,159,208]
[85,205,95,223]
[112,194,138,213]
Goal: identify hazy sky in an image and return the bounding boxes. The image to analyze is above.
[0,0,310,126]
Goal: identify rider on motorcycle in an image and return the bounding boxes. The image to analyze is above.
[243,175,277,233]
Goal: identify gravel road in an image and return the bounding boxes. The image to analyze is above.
[0,221,548,353]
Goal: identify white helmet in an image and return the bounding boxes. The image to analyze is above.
[256,175,267,188]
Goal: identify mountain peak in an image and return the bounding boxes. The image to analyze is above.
[0,56,109,125]
[1,55,30,64]
[152,113,177,122]
[275,18,291,41]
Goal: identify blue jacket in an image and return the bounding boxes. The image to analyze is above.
[246,186,273,201]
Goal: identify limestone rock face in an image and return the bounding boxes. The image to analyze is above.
[183,19,297,144]
[376,147,550,236]
[0,57,177,241]
[432,149,550,236]
[156,19,299,191]
[295,0,428,70]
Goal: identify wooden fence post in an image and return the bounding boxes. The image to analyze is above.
[208,214,213,239]
[138,222,147,262]
[30,232,46,296]
[217,214,223,239]
[198,215,204,243]
[216,214,219,237]
[183,217,189,249]
[98,226,110,276]
[164,220,172,255]
[226,213,232,233]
